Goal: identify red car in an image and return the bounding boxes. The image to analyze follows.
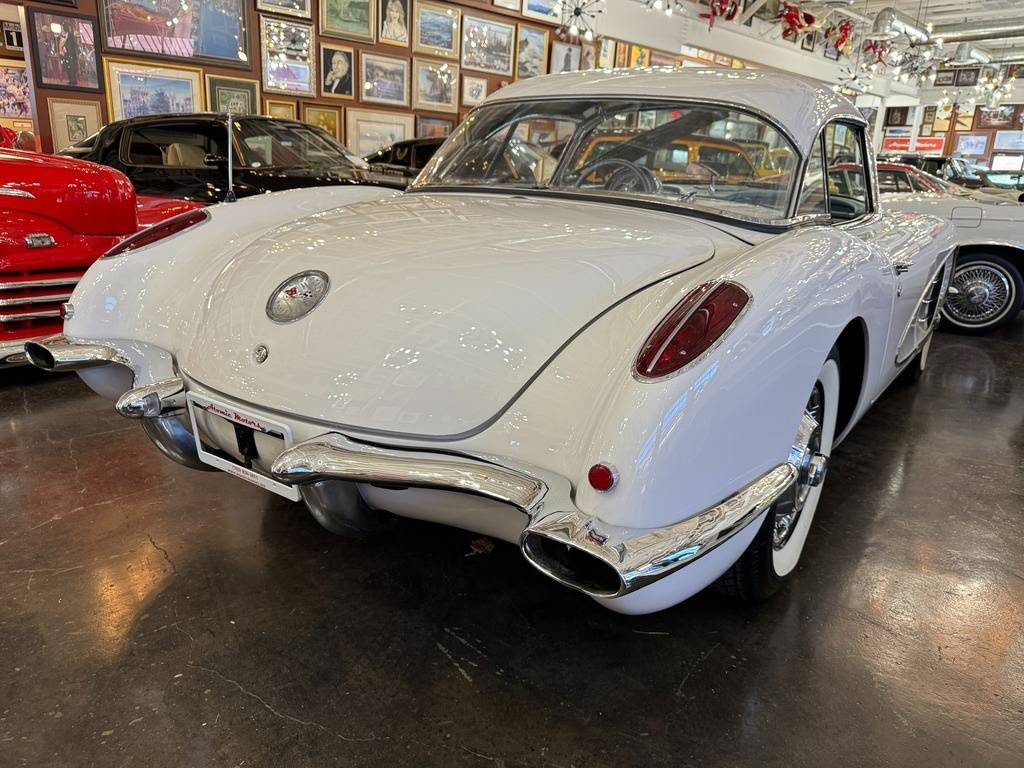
[1,150,203,366]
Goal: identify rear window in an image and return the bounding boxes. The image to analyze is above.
[125,124,229,168]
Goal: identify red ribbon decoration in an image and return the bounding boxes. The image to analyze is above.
[700,0,740,31]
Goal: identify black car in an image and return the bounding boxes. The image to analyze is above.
[364,136,445,187]
[59,113,400,203]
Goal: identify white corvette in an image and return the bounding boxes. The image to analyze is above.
[27,71,957,614]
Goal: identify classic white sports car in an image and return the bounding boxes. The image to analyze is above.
[27,70,957,614]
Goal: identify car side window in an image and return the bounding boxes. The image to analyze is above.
[878,169,900,193]
[907,172,930,193]
[124,124,231,169]
[823,123,869,220]
[796,138,826,216]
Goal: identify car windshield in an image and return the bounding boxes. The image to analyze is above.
[234,120,364,169]
[412,99,800,223]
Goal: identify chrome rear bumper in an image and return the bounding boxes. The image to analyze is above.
[0,339,31,366]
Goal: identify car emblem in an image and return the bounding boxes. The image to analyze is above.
[266,270,330,323]
[253,344,269,364]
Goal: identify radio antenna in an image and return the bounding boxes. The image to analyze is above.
[225,112,236,203]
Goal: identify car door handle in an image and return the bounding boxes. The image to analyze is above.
[893,263,911,275]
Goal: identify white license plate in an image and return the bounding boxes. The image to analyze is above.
[186,393,301,501]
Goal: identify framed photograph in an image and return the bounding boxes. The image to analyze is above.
[322,0,375,43]
[629,45,650,68]
[884,107,908,127]
[206,74,260,114]
[320,42,355,99]
[346,107,415,155]
[304,104,342,139]
[976,105,1016,130]
[800,32,815,52]
[550,42,581,73]
[261,16,315,96]
[521,0,560,23]
[47,97,102,151]
[257,0,311,19]
[823,38,839,61]
[417,115,452,138]
[614,41,628,68]
[994,130,1024,151]
[2,21,24,52]
[493,0,520,8]
[379,0,410,47]
[361,52,410,107]
[598,38,615,69]
[933,69,956,87]
[580,43,597,70]
[955,132,989,157]
[413,0,459,60]
[461,15,514,77]
[265,98,297,119]
[932,103,951,133]
[516,24,548,80]
[104,57,202,121]
[99,0,249,66]
[462,74,487,107]
[955,108,975,131]
[412,57,457,113]
[27,9,102,92]
[955,67,979,87]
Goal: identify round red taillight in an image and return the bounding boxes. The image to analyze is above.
[588,463,618,492]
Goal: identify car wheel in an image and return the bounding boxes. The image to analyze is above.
[717,351,840,601]
[942,254,1024,334]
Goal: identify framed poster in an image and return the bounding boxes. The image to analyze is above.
[360,52,410,107]
[884,107,908,127]
[261,16,315,96]
[417,115,452,138]
[265,98,297,119]
[2,21,23,52]
[322,0,375,43]
[955,108,975,131]
[551,42,581,73]
[955,132,989,157]
[933,102,952,133]
[256,0,311,19]
[304,104,342,139]
[800,32,816,52]
[823,38,839,61]
[649,50,674,67]
[379,0,410,47]
[976,105,1016,130]
[933,69,956,87]
[461,15,514,77]
[993,130,1024,151]
[104,57,202,120]
[629,45,650,68]
[494,0,520,7]
[412,57,457,113]
[580,43,597,70]
[28,9,102,92]
[320,42,355,99]
[462,74,487,107]
[99,0,249,66]
[47,97,102,151]
[516,24,548,80]
[955,67,980,87]
[522,0,560,23]
[206,75,260,114]
[614,41,628,68]
[413,1,459,60]
[598,38,615,69]
[346,107,414,155]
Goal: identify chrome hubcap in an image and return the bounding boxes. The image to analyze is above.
[774,383,828,550]
[944,263,1014,326]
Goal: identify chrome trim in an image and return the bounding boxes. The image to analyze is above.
[0,277,80,291]
[0,309,61,322]
[0,292,73,307]
[23,335,124,372]
[0,339,31,366]
[0,187,34,199]
[140,412,215,472]
[24,234,56,249]
[116,377,186,418]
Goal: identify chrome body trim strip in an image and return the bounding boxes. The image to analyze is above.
[0,277,80,291]
[0,292,73,307]
[0,187,34,199]
[0,309,62,322]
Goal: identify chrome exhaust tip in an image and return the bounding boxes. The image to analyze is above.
[521,531,624,597]
[24,336,120,372]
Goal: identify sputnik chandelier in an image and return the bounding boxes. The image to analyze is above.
[560,0,605,42]
[642,0,687,18]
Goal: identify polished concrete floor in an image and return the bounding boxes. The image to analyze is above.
[2,326,1023,768]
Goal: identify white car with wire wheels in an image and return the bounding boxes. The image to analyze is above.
[27,70,956,614]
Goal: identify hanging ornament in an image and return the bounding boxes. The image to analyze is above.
[643,0,686,18]
[777,3,816,42]
[700,0,740,31]
[862,40,889,66]
[559,0,604,42]
[823,18,854,58]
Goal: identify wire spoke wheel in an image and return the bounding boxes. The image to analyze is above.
[944,260,1016,327]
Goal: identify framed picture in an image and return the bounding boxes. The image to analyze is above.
[649,50,675,68]
[614,41,628,68]
[265,98,297,119]
[261,16,315,96]
[2,21,23,52]
[823,38,839,61]
[933,103,951,133]
[580,43,597,70]
[994,130,1024,151]
[361,52,410,107]
[550,42,581,73]
[413,0,459,60]
[462,74,487,107]
[932,69,955,87]
[304,104,342,139]
[461,15,514,77]
[628,45,650,68]
[412,57,457,113]
[521,0,560,23]
[884,107,908,127]
[955,67,980,87]
[322,0,375,43]
[47,97,102,151]
[27,9,102,92]
[99,0,249,66]
[320,42,355,99]
[493,0,520,8]
[257,0,311,19]
[955,108,975,131]
[598,38,615,69]
[346,107,415,155]
[516,24,548,80]
[379,0,410,47]
[104,57,202,121]
[206,75,260,114]
[417,115,452,138]
[976,105,1016,130]
[800,32,815,52]
[955,132,989,157]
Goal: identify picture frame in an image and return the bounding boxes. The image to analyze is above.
[800,32,816,52]
[413,0,459,60]
[933,69,956,87]
[99,0,249,67]
[261,16,315,96]
[955,132,989,157]
[649,50,675,68]
[304,104,342,139]
[320,42,355,99]
[47,96,102,151]
[550,41,581,73]
[515,24,548,80]
[598,38,615,69]
[205,74,260,115]
[580,43,597,71]
[976,105,1016,130]
[823,38,839,61]
[346,107,415,155]
[993,130,1024,151]
[955,67,980,87]
[2,21,24,52]
[629,45,650,68]
[521,0,560,23]
[461,74,488,107]
[412,57,458,113]
[256,0,311,19]
[379,0,410,47]
[103,57,203,121]
[493,0,520,9]
[265,97,297,119]
[614,41,628,68]
[461,15,514,77]
[884,106,908,127]
[955,108,975,132]
[27,9,102,93]
[417,115,453,138]
[360,52,410,107]
[321,0,376,43]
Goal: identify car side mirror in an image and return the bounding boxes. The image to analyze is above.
[204,154,228,168]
